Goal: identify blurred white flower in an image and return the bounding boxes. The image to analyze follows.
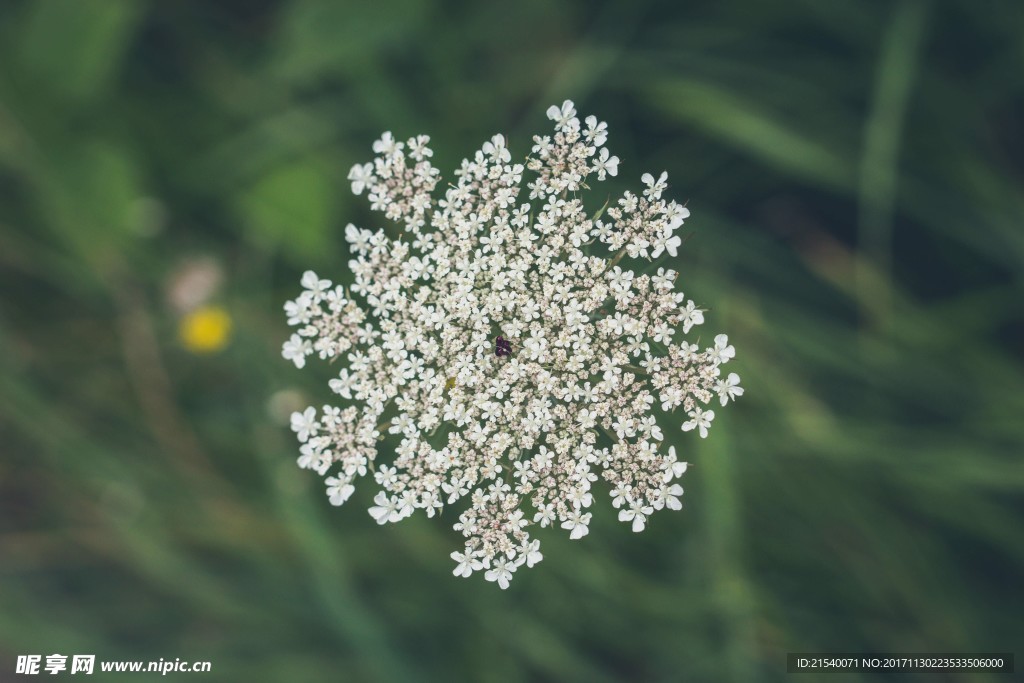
[166,256,222,314]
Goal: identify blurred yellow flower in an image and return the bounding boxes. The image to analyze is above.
[178,305,232,353]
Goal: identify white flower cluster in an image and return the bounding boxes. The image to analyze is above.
[282,100,742,588]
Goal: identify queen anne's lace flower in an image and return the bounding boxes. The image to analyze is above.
[282,101,742,588]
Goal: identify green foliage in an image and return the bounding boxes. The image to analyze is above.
[1,1,1022,681]
[236,155,339,259]
[20,0,143,102]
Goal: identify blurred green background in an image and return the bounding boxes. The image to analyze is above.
[2,0,1022,681]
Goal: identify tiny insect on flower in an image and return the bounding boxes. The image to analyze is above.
[494,335,513,357]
